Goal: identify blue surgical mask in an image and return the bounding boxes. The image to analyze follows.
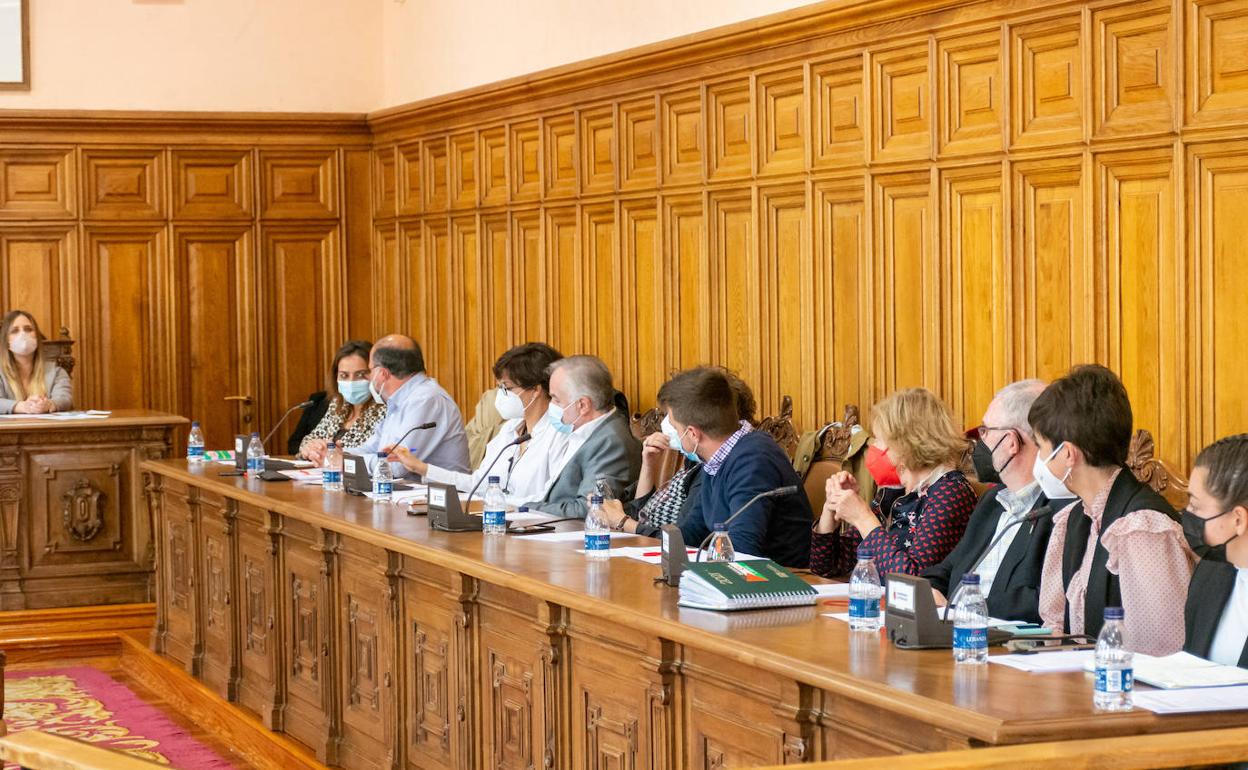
[661,415,700,463]
[338,379,372,405]
[546,401,574,434]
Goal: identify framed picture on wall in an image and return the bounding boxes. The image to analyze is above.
[0,0,29,90]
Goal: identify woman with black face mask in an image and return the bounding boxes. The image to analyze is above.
[1184,434,1248,667]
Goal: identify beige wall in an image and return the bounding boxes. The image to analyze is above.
[380,0,824,107]
[0,0,382,113]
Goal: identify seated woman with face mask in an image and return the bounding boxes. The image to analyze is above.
[598,369,756,537]
[1034,364,1195,656]
[1183,435,1248,667]
[389,343,567,505]
[810,388,976,578]
[299,340,388,465]
[0,310,72,415]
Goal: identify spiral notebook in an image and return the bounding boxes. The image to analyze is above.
[678,560,818,611]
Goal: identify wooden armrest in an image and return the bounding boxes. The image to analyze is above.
[0,730,172,770]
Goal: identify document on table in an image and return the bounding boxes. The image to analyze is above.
[1134,685,1248,714]
[1131,652,1248,689]
[518,530,631,543]
[986,649,1095,673]
[280,469,324,484]
[0,410,110,420]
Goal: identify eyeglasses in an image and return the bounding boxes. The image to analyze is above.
[976,425,1014,441]
[496,382,526,395]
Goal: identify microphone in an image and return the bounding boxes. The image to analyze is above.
[390,421,437,452]
[463,433,533,522]
[696,485,799,561]
[261,399,315,448]
[941,500,1054,621]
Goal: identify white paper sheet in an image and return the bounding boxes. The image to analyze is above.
[1130,651,1248,689]
[1134,685,1248,714]
[986,649,1096,673]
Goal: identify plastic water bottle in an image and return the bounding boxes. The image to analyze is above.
[848,549,882,632]
[705,523,736,562]
[322,442,343,492]
[372,451,393,501]
[1094,606,1134,711]
[246,432,265,477]
[584,495,610,560]
[483,476,507,536]
[187,422,205,464]
[952,573,989,665]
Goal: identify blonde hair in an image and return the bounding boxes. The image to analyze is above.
[1,311,47,401]
[870,388,968,472]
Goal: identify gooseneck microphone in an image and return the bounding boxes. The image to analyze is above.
[390,421,437,452]
[464,433,533,518]
[261,399,315,448]
[696,485,799,561]
[941,500,1054,622]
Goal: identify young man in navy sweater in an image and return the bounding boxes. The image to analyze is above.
[663,368,812,568]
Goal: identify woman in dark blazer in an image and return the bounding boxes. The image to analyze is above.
[1184,434,1248,667]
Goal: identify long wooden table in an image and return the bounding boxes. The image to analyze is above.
[142,459,1248,769]
[0,410,184,609]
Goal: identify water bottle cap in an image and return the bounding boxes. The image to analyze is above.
[251,432,259,438]
[960,572,981,585]
[191,421,200,427]
[1104,606,1124,620]
[327,442,335,449]
[377,451,386,458]
[590,495,603,505]
[712,523,727,531]
[519,506,529,513]
[855,546,872,560]
[488,475,500,484]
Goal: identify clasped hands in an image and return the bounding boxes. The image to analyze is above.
[13,395,54,415]
[817,471,880,536]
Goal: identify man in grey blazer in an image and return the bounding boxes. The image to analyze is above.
[524,355,641,519]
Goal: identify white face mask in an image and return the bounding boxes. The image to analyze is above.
[495,387,534,421]
[9,333,36,356]
[369,372,387,405]
[1033,441,1077,500]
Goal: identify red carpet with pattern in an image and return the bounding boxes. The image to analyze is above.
[4,666,235,768]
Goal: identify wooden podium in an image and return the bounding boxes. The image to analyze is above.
[0,410,185,609]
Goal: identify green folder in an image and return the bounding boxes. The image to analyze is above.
[678,560,818,611]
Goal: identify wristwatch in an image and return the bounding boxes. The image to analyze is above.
[610,516,627,532]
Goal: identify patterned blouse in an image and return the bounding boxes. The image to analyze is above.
[810,469,976,578]
[1038,468,1196,656]
[298,398,387,456]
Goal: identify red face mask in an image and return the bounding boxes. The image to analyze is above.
[866,445,901,487]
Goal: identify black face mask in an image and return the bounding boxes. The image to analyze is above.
[971,432,1015,486]
[1182,508,1238,562]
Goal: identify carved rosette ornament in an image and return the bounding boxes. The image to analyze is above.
[62,478,104,542]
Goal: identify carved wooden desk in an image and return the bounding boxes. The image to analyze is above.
[143,460,1248,769]
[0,411,184,609]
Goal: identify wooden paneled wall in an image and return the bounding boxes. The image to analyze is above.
[369,0,1248,471]
[0,113,374,451]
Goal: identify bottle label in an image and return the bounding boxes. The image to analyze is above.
[484,509,506,528]
[373,481,393,496]
[322,470,342,486]
[187,446,204,459]
[848,597,880,620]
[584,533,610,552]
[247,457,262,473]
[952,626,988,650]
[1095,667,1133,694]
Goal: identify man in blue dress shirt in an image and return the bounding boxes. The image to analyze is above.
[356,334,470,477]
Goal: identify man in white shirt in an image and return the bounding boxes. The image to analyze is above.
[356,334,469,477]
[523,355,641,519]
[923,379,1054,623]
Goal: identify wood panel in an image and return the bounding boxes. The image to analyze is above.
[259,150,338,220]
[0,148,75,219]
[172,150,252,220]
[82,149,164,220]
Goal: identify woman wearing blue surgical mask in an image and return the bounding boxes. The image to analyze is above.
[1183,435,1248,667]
[299,340,387,464]
[599,369,756,536]
[1032,364,1195,656]
[389,343,566,506]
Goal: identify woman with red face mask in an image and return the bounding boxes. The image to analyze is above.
[810,388,976,578]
